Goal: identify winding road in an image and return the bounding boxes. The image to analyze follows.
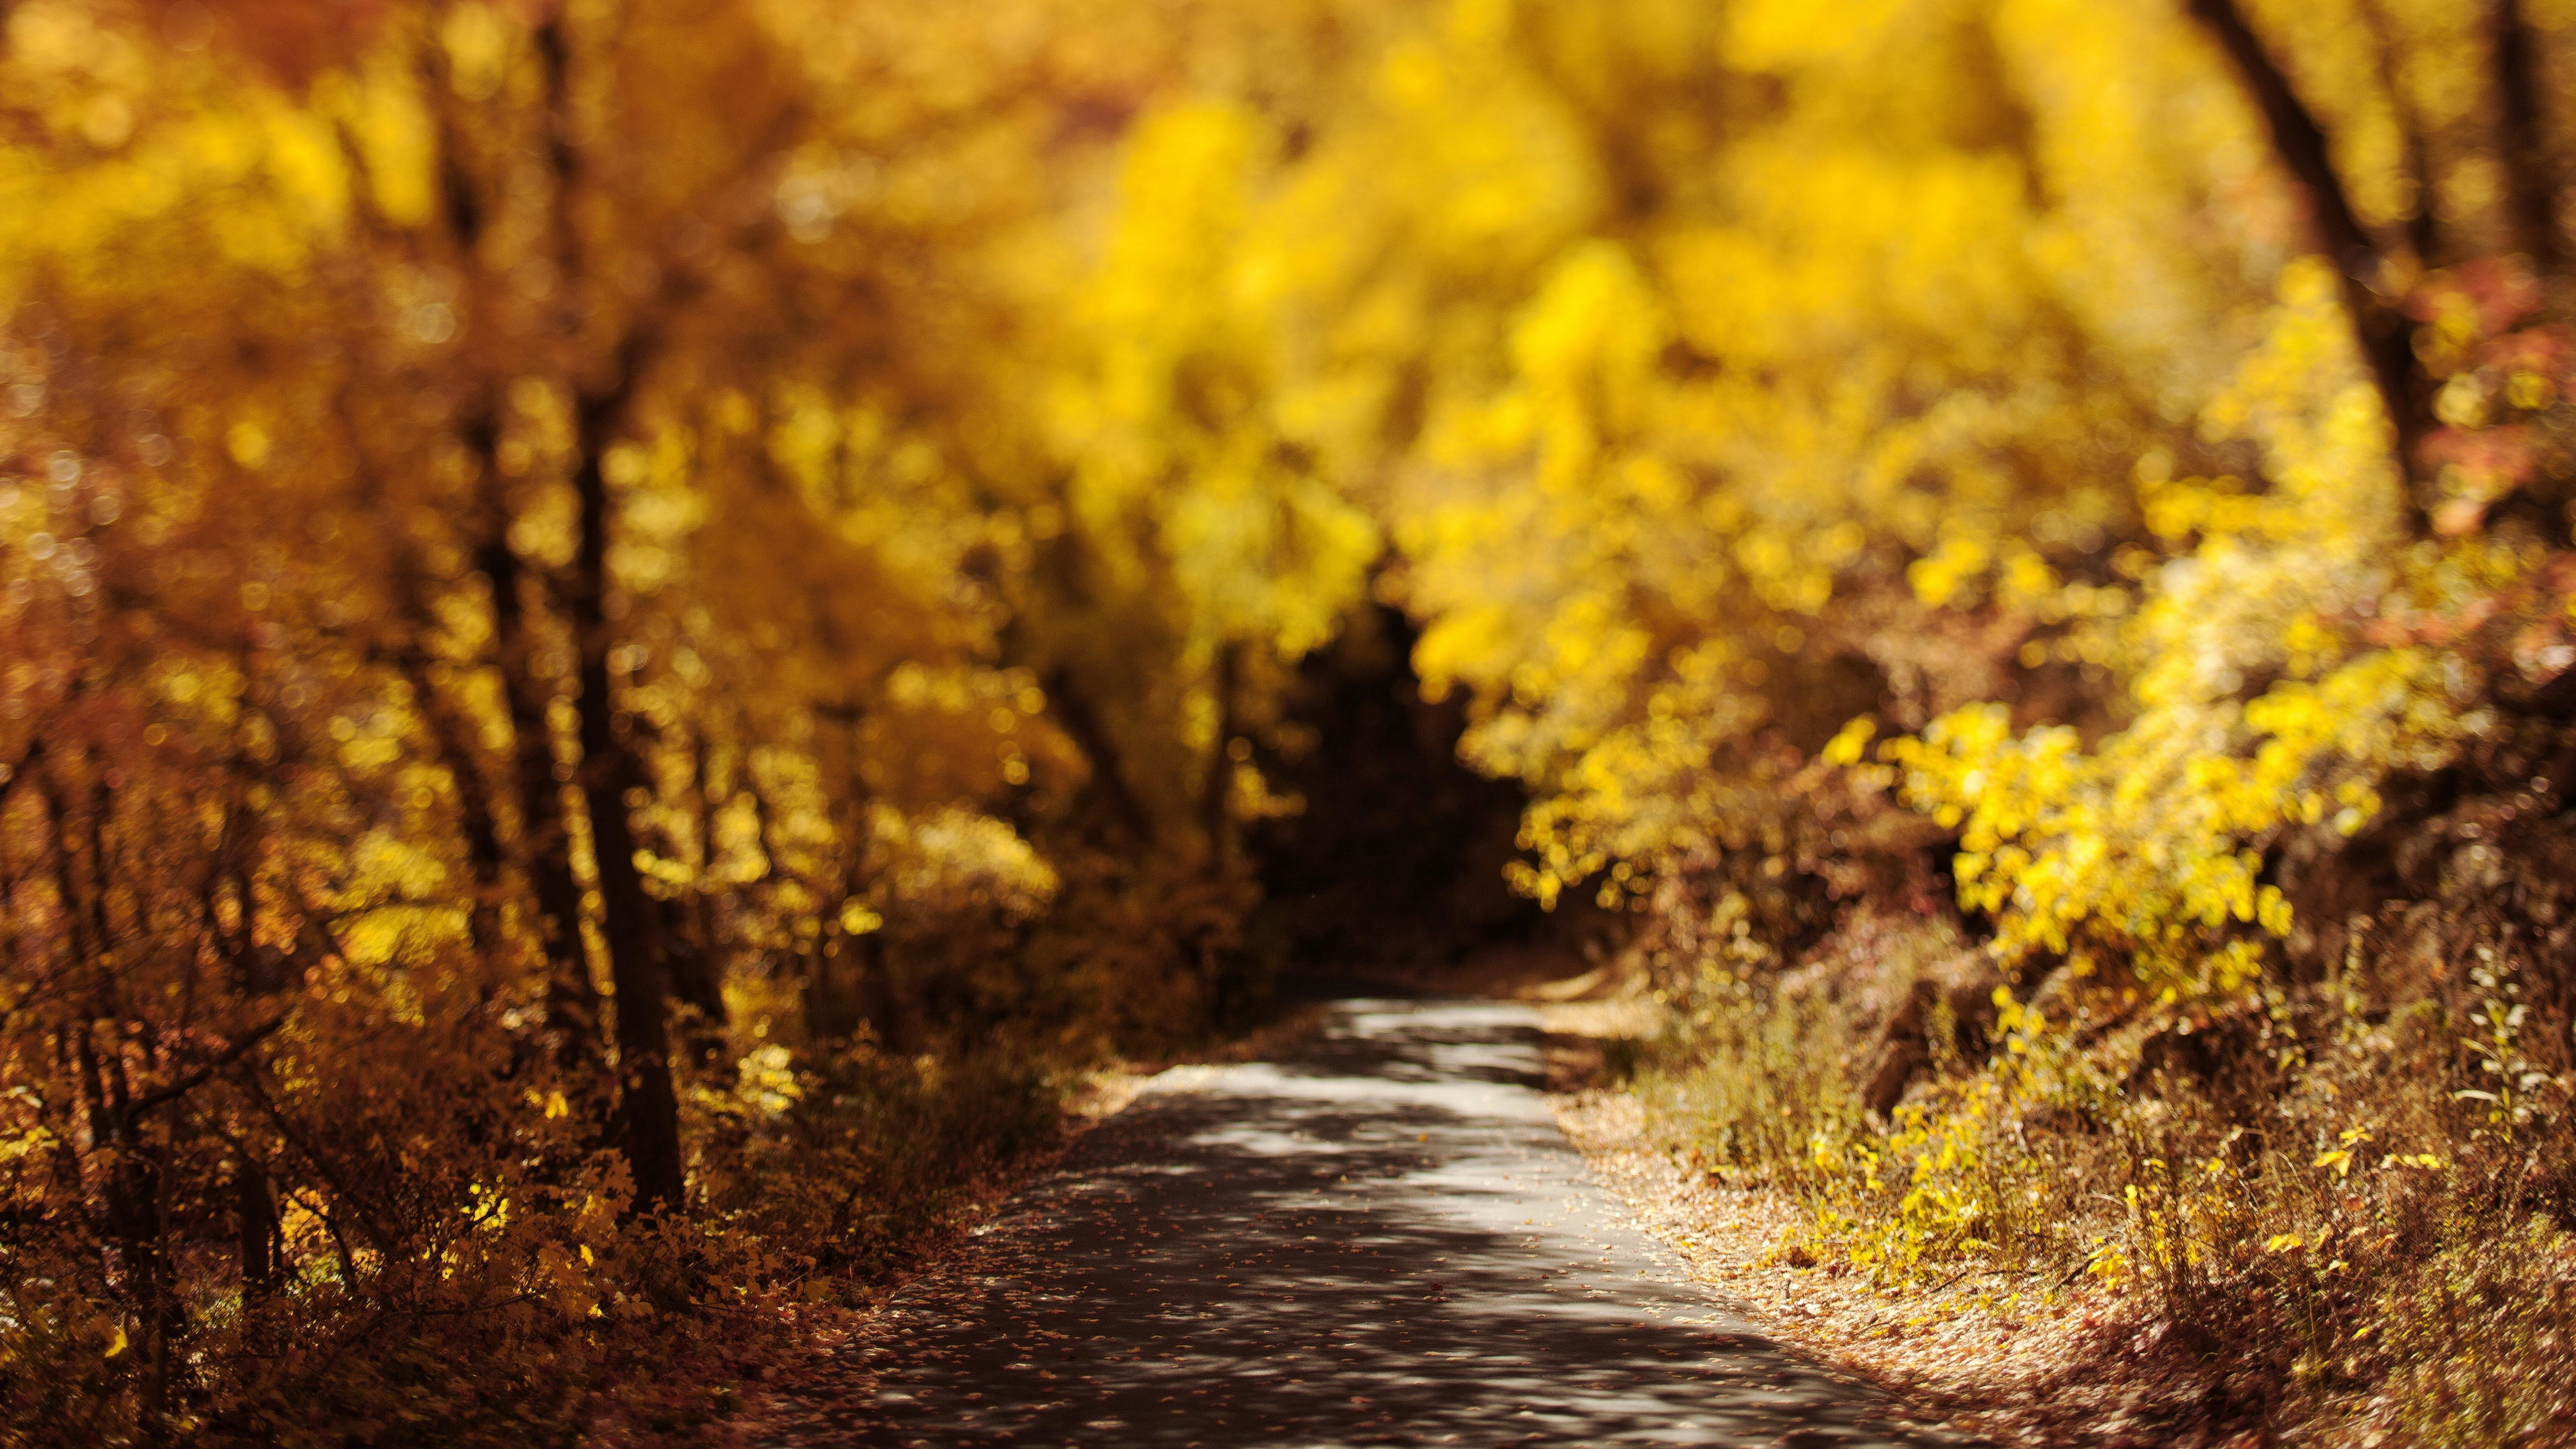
[765,998,1970,1448]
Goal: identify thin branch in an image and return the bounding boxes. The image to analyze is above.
[0,733,44,815]
[129,1014,287,1116]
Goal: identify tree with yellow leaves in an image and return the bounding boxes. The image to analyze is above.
[12,0,2576,1442]
[0,0,1377,1437]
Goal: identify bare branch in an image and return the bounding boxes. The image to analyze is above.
[129,1014,287,1116]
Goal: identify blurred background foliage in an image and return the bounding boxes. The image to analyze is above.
[7,0,2576,1442]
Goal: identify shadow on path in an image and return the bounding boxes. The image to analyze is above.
[765,1000,1972,1448]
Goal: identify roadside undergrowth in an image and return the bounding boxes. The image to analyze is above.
[1566,899,2576,1448]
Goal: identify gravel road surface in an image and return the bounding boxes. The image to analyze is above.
[763,998,1969,1448]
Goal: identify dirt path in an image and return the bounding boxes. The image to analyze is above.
[760,999,1973,1448]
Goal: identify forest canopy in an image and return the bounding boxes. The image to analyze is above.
[6,0,2576,1443]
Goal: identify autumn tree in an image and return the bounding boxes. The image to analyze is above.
[13,0,2576,1442]
[0,0,1366,1439]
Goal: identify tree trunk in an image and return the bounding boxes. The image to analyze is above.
[477,464,603,1075]
[2188,0,2430,524]
[44,769,177,1395]
[1202,640,1240,875]
[2494,0,2564,273]
[670,731,728,1067]
[393,647,509,965]
[1045,666,1155,848]
[234,1156,280,1297]
[569,423,685,1216]
[859,929,904,1053]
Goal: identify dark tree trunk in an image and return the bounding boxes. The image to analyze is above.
[569,408,685,1217]
[393,646,509,963]
[234,1156,280,1296]
[670,731,728,1067]
[2495,0,2564,272]
[478,463,602,1074]
[2189,0,2430,525]
[1203,641,1240,874]
[859,929,904,1053]
[1044,666,1155,848]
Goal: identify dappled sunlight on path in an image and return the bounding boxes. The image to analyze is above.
[764,1000,1970,1447]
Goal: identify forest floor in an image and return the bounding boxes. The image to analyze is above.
[745,992,1974,1448]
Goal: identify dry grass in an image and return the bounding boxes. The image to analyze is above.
[1558,1085,2227,1448]
[1540,923,2576,1448]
